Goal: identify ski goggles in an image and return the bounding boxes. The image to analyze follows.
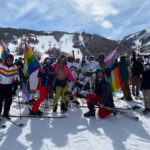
[45,58,52,63]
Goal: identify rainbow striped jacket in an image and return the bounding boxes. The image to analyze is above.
[0,62,19,84]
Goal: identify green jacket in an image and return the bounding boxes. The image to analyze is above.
[119,59,129,81]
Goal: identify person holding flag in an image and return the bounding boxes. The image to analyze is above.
[30,57,55,115]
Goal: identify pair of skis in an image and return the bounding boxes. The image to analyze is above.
[105,107,139,121]
[79,105,140,121]
[13,100,51,108]
[10,113,67,119]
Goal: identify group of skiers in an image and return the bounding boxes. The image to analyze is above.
[0,49,150,120]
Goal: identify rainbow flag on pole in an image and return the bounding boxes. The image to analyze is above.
[24,43,40,77]
[110,66,122,92]
[1,41,10,60]
[104,50,122,92]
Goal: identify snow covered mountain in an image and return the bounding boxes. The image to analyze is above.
[120,28,150,54]
[1,27,150,59]
[0,27,127,59]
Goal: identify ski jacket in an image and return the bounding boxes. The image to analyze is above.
[0,62,19,85]
[53,63,75,82]
[94,78,114,107]
[38,65,55,87]
[132,52,144,77]
[119,59,130,81]
[141,70,150,89]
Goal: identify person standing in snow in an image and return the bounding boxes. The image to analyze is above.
[83,67,115,119]
[81,56,91,74]
[119,56,133,101]
[141,63,150,114]
[98,53,118,80]
[67,56,80,105]
[52,54,76,112]
[30,57,55,115]
[131,51,144,98]
[0,54,19,119]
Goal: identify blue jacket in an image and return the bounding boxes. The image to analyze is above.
[38,65,55,87]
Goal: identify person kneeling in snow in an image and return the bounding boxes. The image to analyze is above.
[84,67,115,119]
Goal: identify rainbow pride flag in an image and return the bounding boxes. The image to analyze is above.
[104,50,118,69]
[24,43,40,77]
[1,41,10,60]
[110,66,122,92]
[22,82,31,101]
[104,50,122,92]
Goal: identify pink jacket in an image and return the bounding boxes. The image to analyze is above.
[53,63,76,82]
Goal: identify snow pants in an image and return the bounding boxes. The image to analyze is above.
[52,84,68,109]
[132,75,141,96]
[32,86,49,112]
[122,81,132,99]
[142,89,150,109]
[0,84,13,116]
[86,93,112,119]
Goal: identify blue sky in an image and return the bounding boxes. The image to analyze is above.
[0,0,150,40]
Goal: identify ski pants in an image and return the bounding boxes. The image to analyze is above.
[86,93,112,119]
[32,86,49,112]
[142,89,150,109]
[0,84,13,116]
[122,81,132,99]
[132,75,141,96]
[52,84,68,109]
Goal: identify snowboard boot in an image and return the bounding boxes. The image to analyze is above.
[84,111,95,117]
[28,99,36,105]
[84,103,95,117]
[30,109,43,116]
[126,97,133,101]
[3,114,11,120]
[53,105,58,113]
[61,103,67,113]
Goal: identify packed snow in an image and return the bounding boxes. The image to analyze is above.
[0,90,150,150]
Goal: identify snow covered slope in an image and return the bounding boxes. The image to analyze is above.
[0,27,127,60]
[120,28,150,53]
[7,33,82,59]
[0,90,150,150]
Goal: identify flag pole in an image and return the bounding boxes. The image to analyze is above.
[17,88,22,120]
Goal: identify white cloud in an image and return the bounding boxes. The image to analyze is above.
[71,0,119,28]
[0,0,150,40]
[101,20,113,29]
